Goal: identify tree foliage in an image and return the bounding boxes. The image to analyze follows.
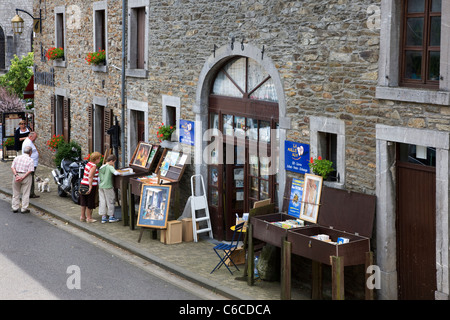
[0,52,34,99]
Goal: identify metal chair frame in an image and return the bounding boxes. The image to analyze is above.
[210,222,245,275]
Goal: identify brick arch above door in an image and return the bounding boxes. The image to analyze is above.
[194,43,289,210]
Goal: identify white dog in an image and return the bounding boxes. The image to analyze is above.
[36,176,51,193]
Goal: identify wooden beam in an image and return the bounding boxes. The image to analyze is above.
[331,256,344,300]
[281,239,291,300]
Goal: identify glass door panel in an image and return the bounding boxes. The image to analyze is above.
[259,120,271,143]
[223,114,233,136]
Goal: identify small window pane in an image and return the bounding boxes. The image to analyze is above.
[212,71,242,97]
[249,155,258,176]
[429,17,441,46]
[428,51,440,80]
[210,167,218,187]
[259,120,271,143]
[224,58,245,93]
[406,18,424,46]
[247,118,258,140]
[431,0,442,12]
[407,0,425,13]
[404,51,422,79]
[234,116,246,138]
[250,79,278,102]
[250,177,259,199]
[223,114,233,136]
[248,58,268,93]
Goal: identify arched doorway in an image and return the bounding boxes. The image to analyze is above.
[207,56,280,240]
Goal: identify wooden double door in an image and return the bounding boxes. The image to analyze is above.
[207,98,279,240]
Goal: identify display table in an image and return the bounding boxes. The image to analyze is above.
[113,142,161,228]
[247,185,376,300]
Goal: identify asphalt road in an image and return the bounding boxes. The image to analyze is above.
[0,196,224,300]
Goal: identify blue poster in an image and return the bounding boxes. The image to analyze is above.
[288,178,304,218]
[179,120,195,146]
[285,141,310,174]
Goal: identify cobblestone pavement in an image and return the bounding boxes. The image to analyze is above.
[0,155,310,300]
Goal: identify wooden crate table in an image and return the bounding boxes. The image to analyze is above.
[247,186,376,300]
[128,147,187,231]
[113,142,161,229]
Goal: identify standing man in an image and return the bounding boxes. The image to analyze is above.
[11,146,35,213]
[22,132,39,198]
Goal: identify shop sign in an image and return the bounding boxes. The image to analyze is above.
[179,120,195,146]
[285,141,310,174]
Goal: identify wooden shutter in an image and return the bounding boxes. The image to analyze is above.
[63,98,70,142]
[103,107,113,152]
[137,7,146,69]
[50,95,56,137]
[88,104,94,153]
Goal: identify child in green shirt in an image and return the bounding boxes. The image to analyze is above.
[98,154,120,223]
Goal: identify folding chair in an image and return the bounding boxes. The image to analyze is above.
[210,222,245,275]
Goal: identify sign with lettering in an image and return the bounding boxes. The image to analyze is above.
[179,120,194,146]
[288,178,304,218]
[285,141,310,174]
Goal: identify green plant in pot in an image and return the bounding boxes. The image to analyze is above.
[309,156,335,180]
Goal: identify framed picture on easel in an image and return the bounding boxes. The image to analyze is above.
[300,174,323,223]
[137,184,172,229]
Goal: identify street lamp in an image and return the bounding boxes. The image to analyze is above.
[11,9,42,35]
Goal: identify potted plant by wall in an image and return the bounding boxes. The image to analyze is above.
[3,137,15,150]
[157,123,177,148]
[46,47,64,61]
[85,49,106,66]
[309,156,335,181]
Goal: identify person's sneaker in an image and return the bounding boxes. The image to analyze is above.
[101,216,108,224]
[109,217,120,223]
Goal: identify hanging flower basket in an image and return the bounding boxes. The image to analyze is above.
[46,47,64,61]
[85,49,106,65]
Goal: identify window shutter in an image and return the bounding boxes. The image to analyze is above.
[63,98,70,143]
[88,104,94,153]
[51,95,56,137]
[103,107,113,152]
[137,7,146,69]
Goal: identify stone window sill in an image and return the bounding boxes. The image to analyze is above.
[376,86,450,106]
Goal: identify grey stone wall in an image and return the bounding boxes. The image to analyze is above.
[0,0,34,70]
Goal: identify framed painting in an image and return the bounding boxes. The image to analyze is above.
[131,142,153,169]
[137,184,172,229]
[299,174,323,223]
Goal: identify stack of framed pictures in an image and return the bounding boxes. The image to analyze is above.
[113,142,161,228]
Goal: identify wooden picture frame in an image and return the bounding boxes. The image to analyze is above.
[299,173,323,223]
[130,142,153,169]
[137,184,172,229]
[155,148,188,183]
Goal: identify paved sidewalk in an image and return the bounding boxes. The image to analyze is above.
[0,157,310,300]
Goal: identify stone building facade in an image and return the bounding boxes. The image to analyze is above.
[32,0,450,300]
[0,0,34,71]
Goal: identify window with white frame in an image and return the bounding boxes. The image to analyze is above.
[54,6,66,68]
[93,2,107,63]
[126,0,149,78]
[309,116,345,187]
[376,0,450,105]
[162,95,180,141]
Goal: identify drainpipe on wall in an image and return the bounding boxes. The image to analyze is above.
[121,0,127,168]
